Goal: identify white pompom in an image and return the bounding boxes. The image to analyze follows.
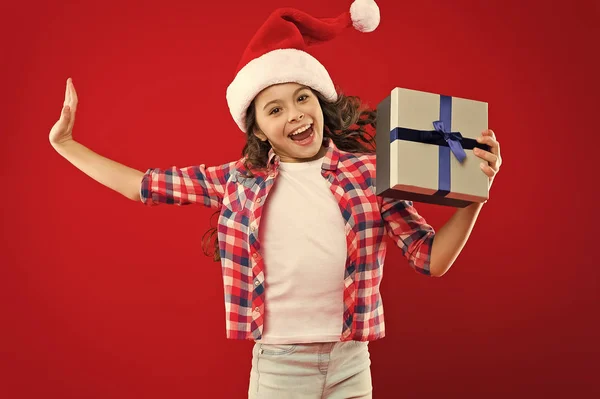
[350,0,381,33]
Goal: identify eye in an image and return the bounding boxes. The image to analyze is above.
[298,94,309,102]
[269,107,281,115]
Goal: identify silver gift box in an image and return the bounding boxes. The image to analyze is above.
[376,87,491,208]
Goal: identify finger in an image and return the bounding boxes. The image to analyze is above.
[484,130,500,158]
[476,135,499,155]
[66,102,76,130]
[473,147,498,164]
[495,139,501,161]
[479,162,495,177]
[64,78,71,106]
[69,79,78,112]
[477,136,502,164]
[482,129,496,140]
[59,105,71,126]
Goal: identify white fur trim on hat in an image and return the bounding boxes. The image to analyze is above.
[226,49,338,133]
[350,0,381,33]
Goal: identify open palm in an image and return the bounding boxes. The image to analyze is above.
[49,78,78,146]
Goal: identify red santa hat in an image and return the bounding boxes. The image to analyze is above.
[226,0,381,133]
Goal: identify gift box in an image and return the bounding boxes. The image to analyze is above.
[376,87,491,208]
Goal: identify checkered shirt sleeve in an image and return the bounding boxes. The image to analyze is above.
[379,198,435,275]
[140,161,236,208]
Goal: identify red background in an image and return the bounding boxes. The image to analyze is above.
[2,0,599,397]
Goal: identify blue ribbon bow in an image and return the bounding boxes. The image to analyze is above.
[431,120,467,163]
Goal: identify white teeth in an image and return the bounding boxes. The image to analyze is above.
[290,124,311,136]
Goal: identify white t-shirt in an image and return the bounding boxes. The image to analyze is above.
[257,156,347,344]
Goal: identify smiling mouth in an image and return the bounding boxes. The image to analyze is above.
[289,124,313,141]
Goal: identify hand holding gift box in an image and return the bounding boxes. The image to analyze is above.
[475,129,502,190]
[376,87,501,207]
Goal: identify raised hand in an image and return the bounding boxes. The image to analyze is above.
[49,78,78,146]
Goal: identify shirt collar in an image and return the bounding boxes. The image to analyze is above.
[267,138,340,171]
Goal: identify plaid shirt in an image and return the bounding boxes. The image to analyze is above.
[140,139,435,342]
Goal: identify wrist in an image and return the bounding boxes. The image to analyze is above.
[51,138,76,152]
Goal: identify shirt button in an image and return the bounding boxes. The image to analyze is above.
[256,197,262,203]
[254,280,260,286]
[254,307,260,313]
[251,226,256,232]
[253,253,259,259]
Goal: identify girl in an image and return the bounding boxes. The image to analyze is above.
[49,1,502,398]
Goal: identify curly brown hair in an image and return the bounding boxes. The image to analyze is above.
[201,88,378,262]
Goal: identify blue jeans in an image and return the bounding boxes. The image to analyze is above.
[248,340,372,398]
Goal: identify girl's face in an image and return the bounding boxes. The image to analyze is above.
[253,82,327,163]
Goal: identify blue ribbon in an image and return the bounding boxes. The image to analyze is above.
[436,95,455,196]
[432,120,467,163]
[389,95,488,197]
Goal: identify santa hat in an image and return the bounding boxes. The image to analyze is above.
[226,0,381,133]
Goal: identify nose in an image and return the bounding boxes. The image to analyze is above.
[288,108,304,123]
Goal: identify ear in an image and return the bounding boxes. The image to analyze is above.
[253,127,268,142]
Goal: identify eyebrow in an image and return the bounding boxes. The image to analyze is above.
[262,86,311,111]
